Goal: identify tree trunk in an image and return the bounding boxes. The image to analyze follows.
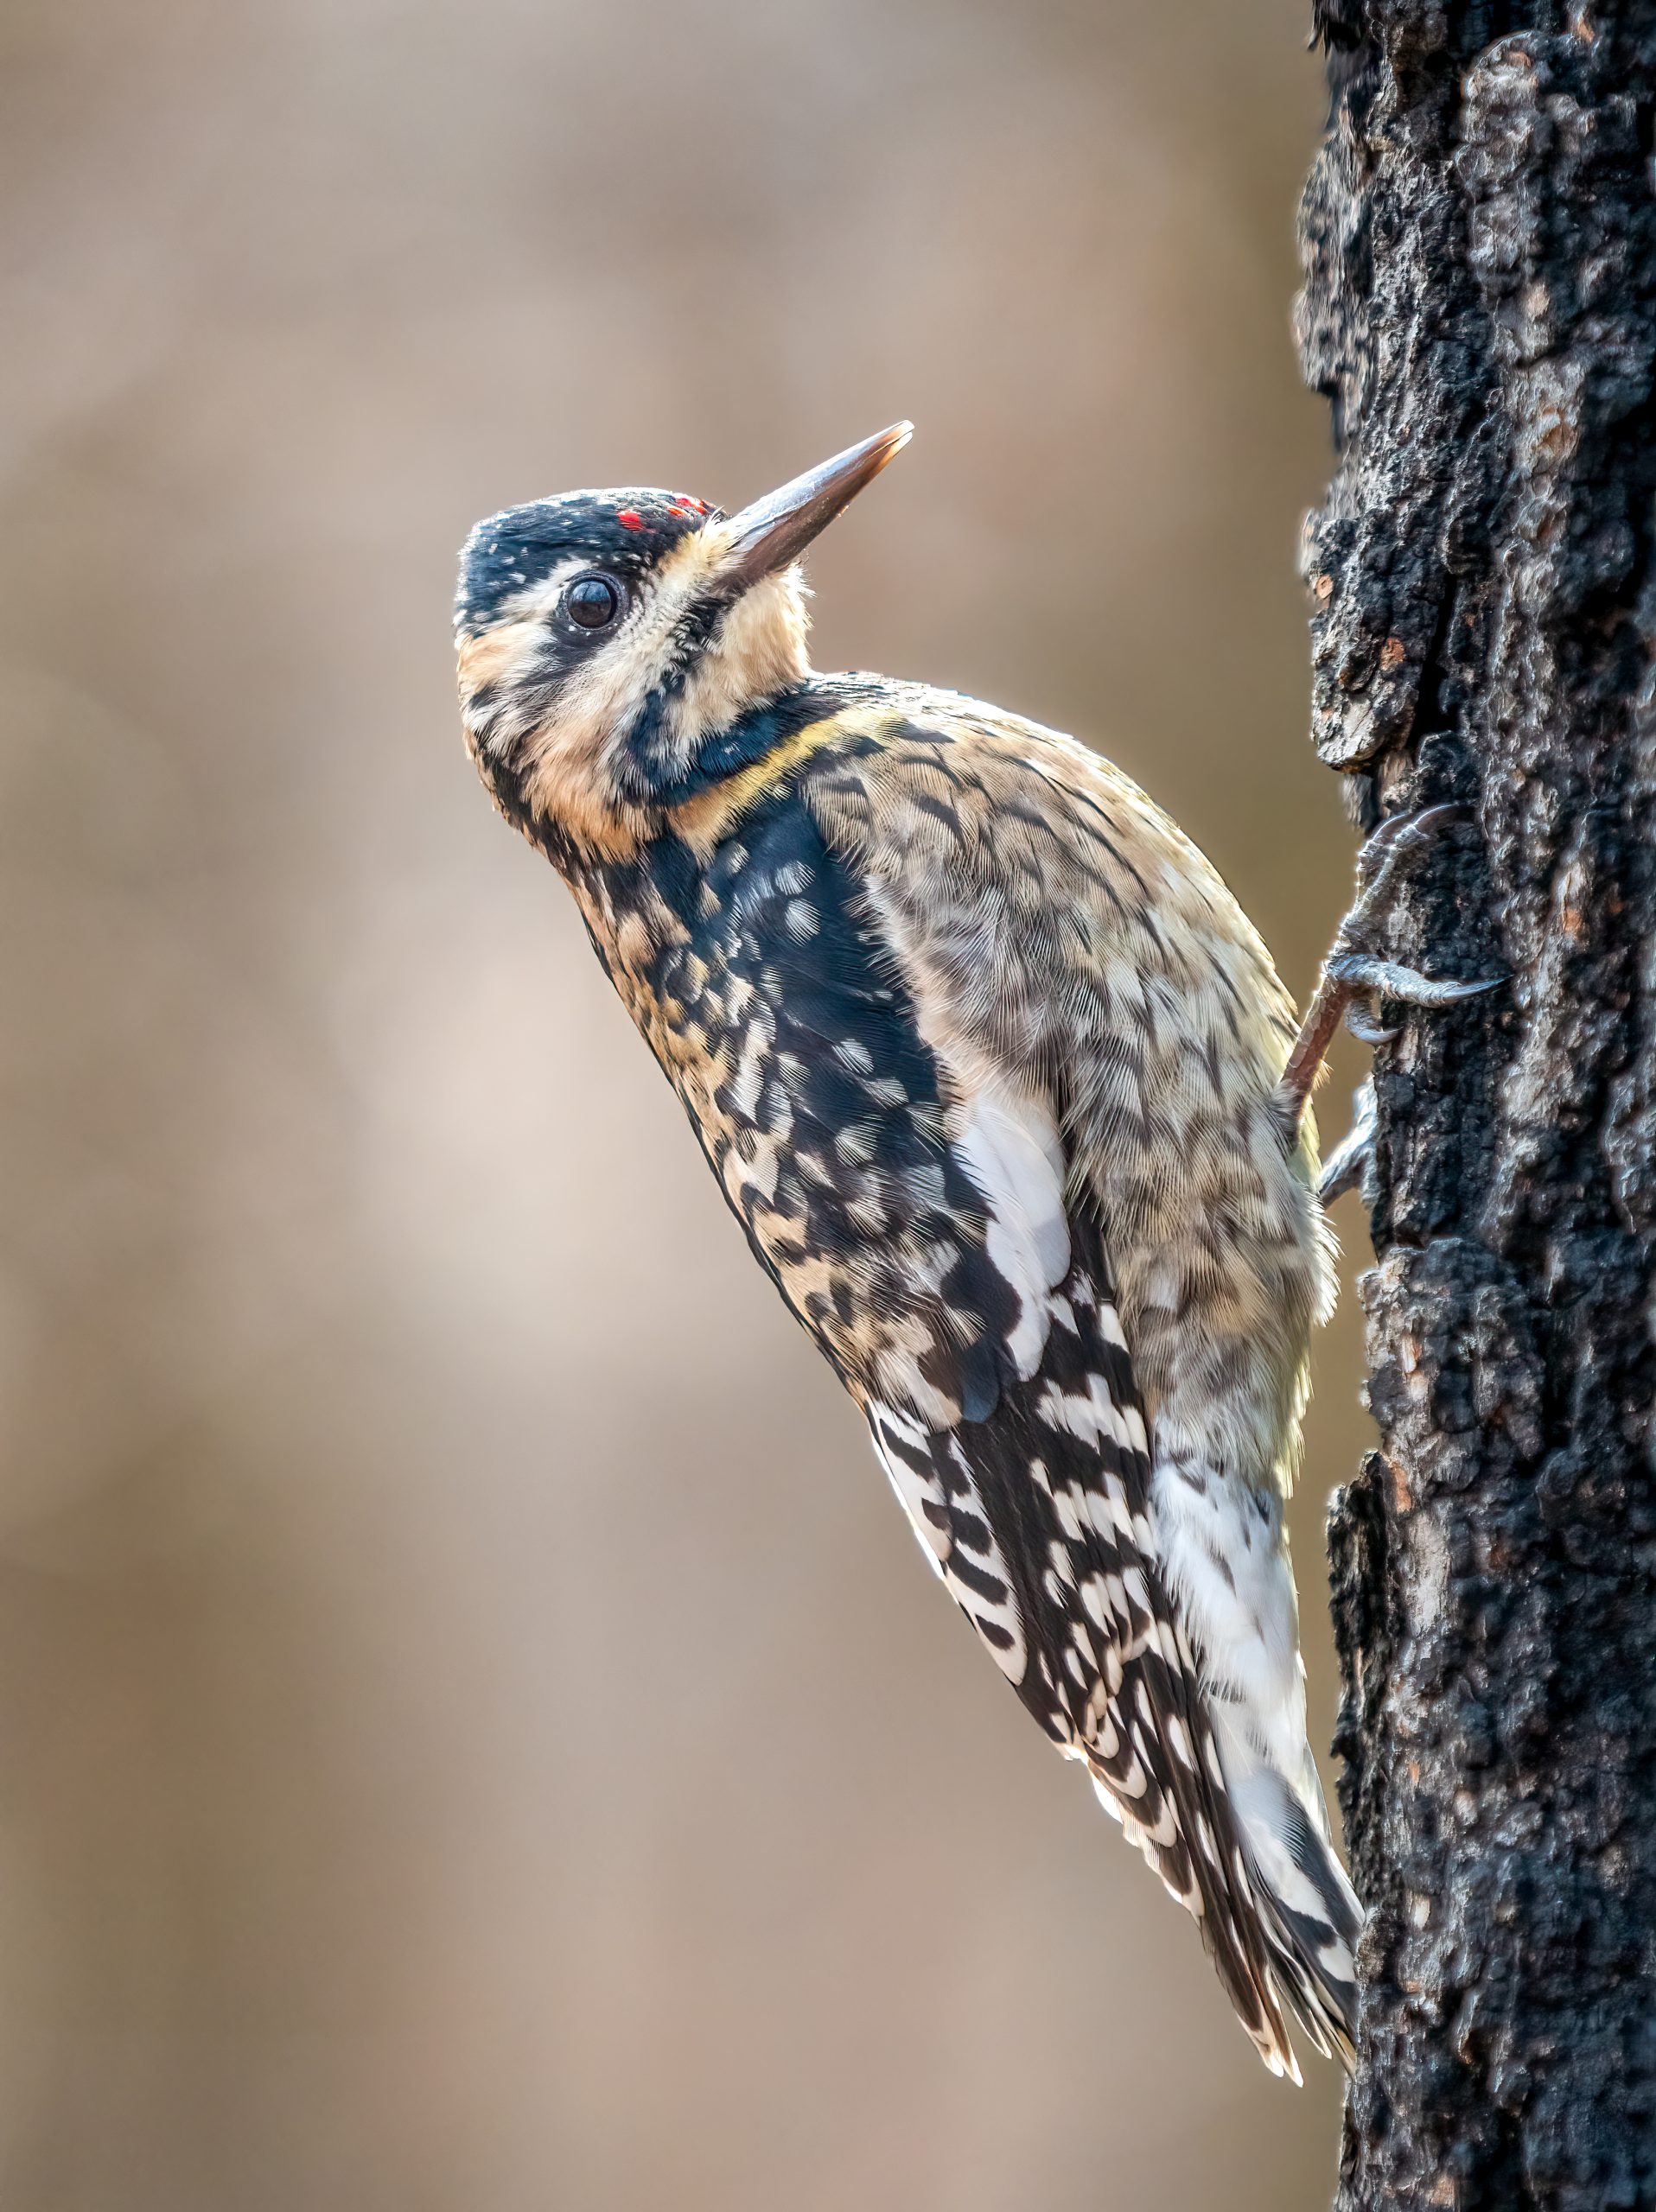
[1294,5,1656,2206]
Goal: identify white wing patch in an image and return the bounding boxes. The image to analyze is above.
[950,1083,1071,1379]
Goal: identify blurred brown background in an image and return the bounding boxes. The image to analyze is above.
[0,3,1376,2205]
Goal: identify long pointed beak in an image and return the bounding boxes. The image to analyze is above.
[718,422,913,588]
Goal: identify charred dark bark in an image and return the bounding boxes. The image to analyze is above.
[1296,5,1656,2206]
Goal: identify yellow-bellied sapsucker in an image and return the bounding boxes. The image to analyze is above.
[453,426,1494,2077]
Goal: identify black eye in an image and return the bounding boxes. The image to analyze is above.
[565,575,621,630]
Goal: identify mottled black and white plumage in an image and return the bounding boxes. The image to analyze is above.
[453,427,1373,2076]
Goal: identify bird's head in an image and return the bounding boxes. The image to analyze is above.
[455,423,912,862]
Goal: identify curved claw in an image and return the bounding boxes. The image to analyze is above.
[1345,1002,1401,1046]
[1328,951,1506,1009]
[1282,807,1500,1136]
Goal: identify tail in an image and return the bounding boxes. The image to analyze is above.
[1151,1454,1363,2073]
[1220,1747,1362,2069]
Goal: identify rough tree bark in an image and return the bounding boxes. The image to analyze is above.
[1295,6,1656,2206]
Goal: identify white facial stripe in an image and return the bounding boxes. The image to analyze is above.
[669,568,810,751]
[459,550,689,766]
[455,555,596,760]
[491,553,592,628]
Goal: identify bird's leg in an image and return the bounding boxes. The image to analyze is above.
[1276,805,1503,1191]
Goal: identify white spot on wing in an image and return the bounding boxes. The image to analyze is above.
[951,1086,1070,1379]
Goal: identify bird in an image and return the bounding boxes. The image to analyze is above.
[453,423,1494,2077]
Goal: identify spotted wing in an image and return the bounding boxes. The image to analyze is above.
[646,791,1304,2075]
[646,791,1044,1432]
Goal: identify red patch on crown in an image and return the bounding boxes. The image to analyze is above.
[615,509,645,531]
[671,494,710,516]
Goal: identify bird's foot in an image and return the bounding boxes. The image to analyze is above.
[1326,949,1503,1040]
[1329,805,1503,1040]
[1279,805,1505,1131]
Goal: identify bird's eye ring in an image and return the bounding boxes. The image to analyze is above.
[564,574,623,631]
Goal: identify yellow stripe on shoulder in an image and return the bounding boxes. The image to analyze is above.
[665,704,893,857]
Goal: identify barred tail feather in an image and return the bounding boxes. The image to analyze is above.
[1227,1760,1361,2069]
[1083,1613,1308,2081]
[1150,1453,1364,2071]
